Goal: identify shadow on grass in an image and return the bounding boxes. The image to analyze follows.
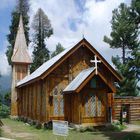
[78,125,140,140]
[88,131,140,140]
[0,128,2,137]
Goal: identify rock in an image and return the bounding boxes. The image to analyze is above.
[44,121,52,129]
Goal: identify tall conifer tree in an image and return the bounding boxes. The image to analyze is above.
[30,8,53,73]
[6,0,30,65]
[104,2,140,96]
[51,43,65,58]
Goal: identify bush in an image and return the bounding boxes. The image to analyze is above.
[111,122,127,131]
[0,104,10,118]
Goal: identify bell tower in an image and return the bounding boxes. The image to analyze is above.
[11,15,32,117]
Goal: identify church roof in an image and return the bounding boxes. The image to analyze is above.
[17,44,74,86]
[17,38,122,87]
[63,67,95,93]
[11,15,32,64]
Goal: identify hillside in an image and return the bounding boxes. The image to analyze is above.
[0,75,11,94]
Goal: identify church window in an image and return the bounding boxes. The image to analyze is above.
[60,97,64,115]
[53,86,58,96]
[97,97,102,116]
[54,97,59,115]
[85,93,96,117]
[53,86,64,116]
[90,78,96,88]
[60,89,63,95]
[85,93,102,117]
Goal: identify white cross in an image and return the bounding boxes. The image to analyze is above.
[90,55,101,75]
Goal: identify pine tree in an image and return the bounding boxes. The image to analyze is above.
[30,8,53,73]
[131,0,140,26]
[104,3,137,64]
[104,3,140,96]
[130,0,140,81]
[51,43,65,58]
[6,0,30,65]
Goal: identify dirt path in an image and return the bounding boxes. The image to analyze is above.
[1,118,140,140]
[123,124,140,132]
[2,125,36,140]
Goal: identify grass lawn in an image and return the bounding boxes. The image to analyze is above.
[0,118,140,140]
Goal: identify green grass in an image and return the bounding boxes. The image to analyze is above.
[1,118,140,140]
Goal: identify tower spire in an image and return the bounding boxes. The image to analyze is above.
[11,15,32,63]
[11,14,32,117]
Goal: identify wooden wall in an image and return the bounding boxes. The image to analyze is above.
[17,44,117,124]
[17,80,47,123]
[114,97,140,122]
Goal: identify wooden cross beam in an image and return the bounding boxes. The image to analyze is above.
[90,55,101,75]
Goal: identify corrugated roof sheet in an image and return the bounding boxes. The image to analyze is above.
[17,45,75,86]
[63,67,95,92]
[11,15,32,63]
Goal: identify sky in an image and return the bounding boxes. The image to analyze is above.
[0,0,131,77]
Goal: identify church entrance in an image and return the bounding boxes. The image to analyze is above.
[81,91,107,124]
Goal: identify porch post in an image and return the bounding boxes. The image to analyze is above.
[107,93,113,123]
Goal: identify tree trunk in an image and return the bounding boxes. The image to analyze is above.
[122,45,125,64]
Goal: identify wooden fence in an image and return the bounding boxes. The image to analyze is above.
[114,96,140,122]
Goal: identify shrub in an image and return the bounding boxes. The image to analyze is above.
[111,122,127,131]
[0,104,10,118]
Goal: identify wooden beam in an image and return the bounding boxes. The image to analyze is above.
[98,72,116,93]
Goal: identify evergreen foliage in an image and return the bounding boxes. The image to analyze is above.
[4,92,11,107]
[104,2,140,96]
[51,43,65,58]
[6,0,30,65]
[30,8,53,73]
[0,104,10,118]
[0,93,10,118]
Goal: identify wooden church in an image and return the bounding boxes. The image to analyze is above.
[11,16,122,126]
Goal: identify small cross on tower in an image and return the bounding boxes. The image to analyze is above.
[90,55,101,75]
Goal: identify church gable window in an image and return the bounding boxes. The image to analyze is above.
[90,78,96,88]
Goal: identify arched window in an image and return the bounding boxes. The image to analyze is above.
[53,86,64,116]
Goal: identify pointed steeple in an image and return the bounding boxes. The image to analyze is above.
[11,15,32,117]
[11,15,32,64]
